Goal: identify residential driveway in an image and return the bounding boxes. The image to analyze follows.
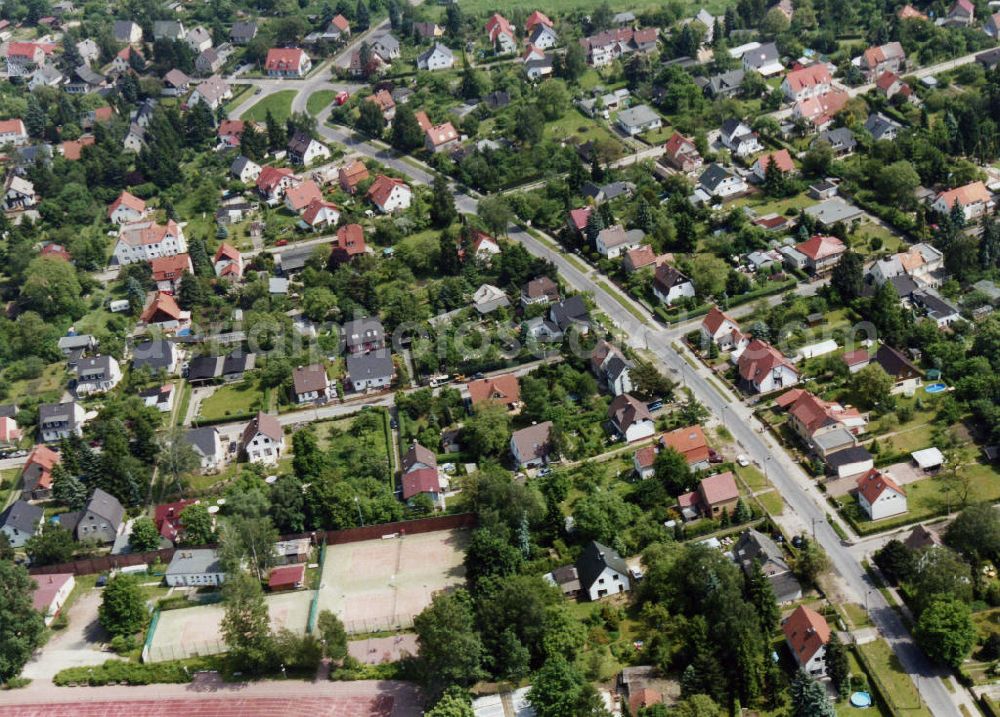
[22,589,109,681]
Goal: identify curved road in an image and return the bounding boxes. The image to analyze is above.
[228,57,977,717]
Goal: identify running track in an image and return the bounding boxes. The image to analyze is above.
[0,696,392,717]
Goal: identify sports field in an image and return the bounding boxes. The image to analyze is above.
[146,591,312,663]
[317,529,469,635]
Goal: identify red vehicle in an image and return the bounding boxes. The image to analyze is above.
[335,90,350,106]
[275,239,288,246]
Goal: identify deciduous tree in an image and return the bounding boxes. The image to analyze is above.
[221,571,274,674]
[915,596,976,669]
[99,574,147,638]
[0,561,45,681]
[129,516,161,553]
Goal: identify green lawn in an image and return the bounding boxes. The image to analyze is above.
[735,464,768,491]
[243,90,297,123]
[857,639,932,717]
[543,110,626,157]
[736,192,817,217]
[196,381,266,421]
[6,362,66,403]
[306,90,336,116]
[756,490,784,516]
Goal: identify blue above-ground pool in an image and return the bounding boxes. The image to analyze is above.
[850,691,873,708]
[925,382,947,394]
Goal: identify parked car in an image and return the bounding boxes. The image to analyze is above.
[736,454,750,467]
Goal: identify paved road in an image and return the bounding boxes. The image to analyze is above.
[299,121,969,714]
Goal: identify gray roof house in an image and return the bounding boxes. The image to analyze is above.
[732,528,803,604]
[38,401,85,443]
[60,488,124,544]
[814,127,857,155]
[0,500,43,548]
[153,20,186,40]
[864,112,903,142]
[58,333,97,355]
[615,104,662,136]
[184,426,224,472]
[370,33,401,61]
[166,548,226,587]
[342,317,386,354]
[803,197,865,227]
[112,20,142,44]
[576,540,631,601]
[705,68,745,97]
[131,338,178,374]
[230,21,258,45]
[550,295,590,333]
[346,351,394,392]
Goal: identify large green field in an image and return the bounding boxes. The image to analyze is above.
[243,90,297,123]
[306,90,336,116]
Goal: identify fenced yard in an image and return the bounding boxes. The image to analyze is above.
[316,529,469,635]
[145,590,312,663]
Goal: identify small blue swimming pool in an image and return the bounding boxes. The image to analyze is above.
[850,691,872,708]
[925,382,947,394]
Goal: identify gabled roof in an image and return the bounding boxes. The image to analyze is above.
[164,68,191,87]
[257,166,297,193]
[284,179,324,211]
[150,253,192,283]
[568,206,593,231]
[783,605,830,664]
[755,149,794,174]
[467,374,520,407]
[510,421,552,462]
[0,500,42,534]
[699,471,738,505]
[108,191,146,219]
[402,467,440,500]
[796,234,845,261]
[184,427,220,460]
[367,174,410,208]
[85,487,124,528]
[664,130,698,159]
[935,181,991,209]
[265,47,307,72]
[857,468,904,503]
[653,264,691,293]
[875,344,920,378]
[608,393,653,433]
[214,242,240,263]
[524,10,553,31]
[140,292,183,323]
[242,411,283,444]
[737,339,796,384]
[784,64,831,92]
[702,305,738,335]
[576,540,629,590]
[425,122,458,147]
[292,363,328,395]
[402,442,437,473]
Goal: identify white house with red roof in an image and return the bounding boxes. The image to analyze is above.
[751,149,795,182]
[256,166,300,203]
[932,181,994,222]
[860,42,905,79]
[241,411,284,465]
[856,468,907,520]
[32,573,75,626]
[661,424,712,471]
[776,388,866,454]
[875,71,913,101]
[113,220,187,265]
[150,253,193,292]
[0,415,21,445]
[524,10,553,32]
[699,306,745,351]
[424,122,460,153]
[265,47,311,77]
[107,190,147,225]
[301,199,341,231]
[283,179,324,213]
[676,471,739,520]
[401,442,442,506]
[795,234,846,274]
[945,0,974,26]
[737,339,799,394]
[140,291,190,330]
[782,605,831,676]
[213,243,243,280]
[367,174,412,213]
[155,498,198,543]
[325,14,351,41]
[0,118,28,146]
[485,13,516,54]
[567,206,593,236]
[781,64,832,102]
[661,131,702,173]
[793,89,849,130]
